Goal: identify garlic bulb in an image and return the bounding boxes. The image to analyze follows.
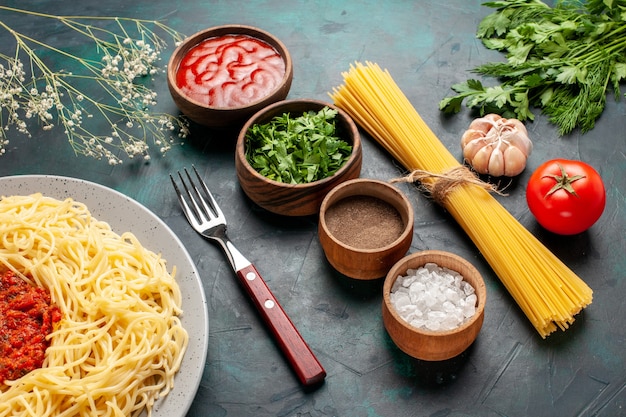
[461,114,533,177]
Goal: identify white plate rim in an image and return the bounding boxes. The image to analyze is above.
[0,174,208,417]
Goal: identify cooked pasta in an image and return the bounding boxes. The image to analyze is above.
[0,193,189,416]
[330,62,593,338]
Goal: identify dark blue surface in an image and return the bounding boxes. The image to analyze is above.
[1,1,625,416]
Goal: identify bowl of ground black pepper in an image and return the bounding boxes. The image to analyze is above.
[318,178,414,280]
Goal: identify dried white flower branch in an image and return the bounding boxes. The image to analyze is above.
[0,6,189,164]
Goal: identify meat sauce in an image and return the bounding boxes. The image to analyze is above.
[176,34,286,108]
[0,270,61,383]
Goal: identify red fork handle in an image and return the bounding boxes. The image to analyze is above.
[235,263,326,386]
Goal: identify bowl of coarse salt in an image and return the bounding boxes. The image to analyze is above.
[382,250,486,361]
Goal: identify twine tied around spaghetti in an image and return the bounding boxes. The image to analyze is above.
[390,166,506,205]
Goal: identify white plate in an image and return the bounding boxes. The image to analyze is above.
[0,174,208,417]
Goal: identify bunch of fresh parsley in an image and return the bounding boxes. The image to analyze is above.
[245,107,353,184]
[439,0,626,135]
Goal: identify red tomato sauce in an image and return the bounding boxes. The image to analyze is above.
[176,34,286,108]
[0,270,61,383]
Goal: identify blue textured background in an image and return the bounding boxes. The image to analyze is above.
[1,1,624,416]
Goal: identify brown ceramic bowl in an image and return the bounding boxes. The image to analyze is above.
[318,178,414,280]
[167,25,293,128]
[382,250,486,361]
[235,99,362,216]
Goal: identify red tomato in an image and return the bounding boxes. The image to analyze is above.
[526,159,606,235]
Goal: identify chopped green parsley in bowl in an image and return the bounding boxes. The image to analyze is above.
[235,99,362,216]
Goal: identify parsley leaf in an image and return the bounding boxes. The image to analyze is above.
[439,0,626,135]
[245,107,353,184]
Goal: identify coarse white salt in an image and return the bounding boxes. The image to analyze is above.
[389,262,477,332]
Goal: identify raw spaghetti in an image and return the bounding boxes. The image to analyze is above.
[330,62,592,338]
[0,193,189,416]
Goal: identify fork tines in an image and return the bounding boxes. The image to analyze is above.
[170,166,224,225]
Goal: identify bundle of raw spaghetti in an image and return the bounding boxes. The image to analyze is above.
[330,62,592,338]
[0,194,189,416]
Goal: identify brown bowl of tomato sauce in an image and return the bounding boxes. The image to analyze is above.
[167,25,293,128]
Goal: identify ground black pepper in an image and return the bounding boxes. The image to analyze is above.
[324,195,404,249]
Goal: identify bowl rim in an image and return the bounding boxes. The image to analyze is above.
[236,98,362,190]
[167,24,293,111]
[318,178,414,254]
[382,250,487,337]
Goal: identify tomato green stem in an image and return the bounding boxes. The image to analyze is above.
[542,163,585,198]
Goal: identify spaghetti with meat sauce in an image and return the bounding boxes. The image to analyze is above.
[0,193,188,417]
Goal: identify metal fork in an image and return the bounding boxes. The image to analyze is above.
[170,166,326,387]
